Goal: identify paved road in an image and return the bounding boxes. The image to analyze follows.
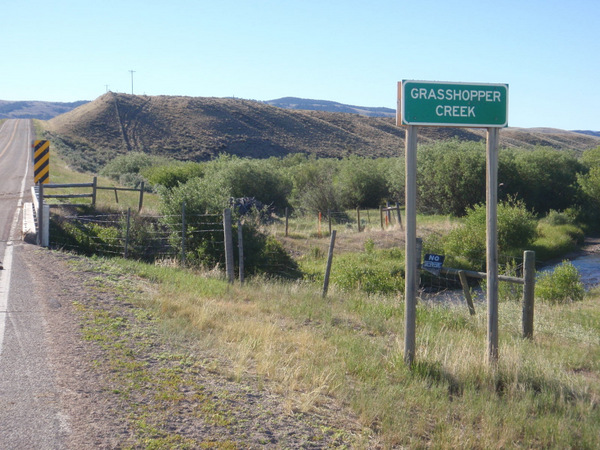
[0,119,68,448]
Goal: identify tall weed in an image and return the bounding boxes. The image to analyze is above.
[536,261,584,304]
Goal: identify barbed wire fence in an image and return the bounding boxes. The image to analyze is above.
[50,207,225,266]
[48,205,302,280]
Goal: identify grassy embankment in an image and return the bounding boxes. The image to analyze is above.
[46,144,599,447]
[86,253,600,448]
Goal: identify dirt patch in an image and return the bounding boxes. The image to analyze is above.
[22,245,373,448]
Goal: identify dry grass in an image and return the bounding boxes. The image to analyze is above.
[110,256,600,448]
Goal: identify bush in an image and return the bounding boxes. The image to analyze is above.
[305,248,406,295]
[417,140,486,216]
[500,147,584,215]
[159,178,298,278]
[142,162,204,189]
[543,210,577,226]
[443,198,537,269]
[336,156,389,208]
[100,152,170,182]
[203,155,292,212]
[288,158,343,214]
[536,261,584,303]
[332,259,405,294]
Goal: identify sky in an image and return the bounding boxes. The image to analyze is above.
[1,0,598,130]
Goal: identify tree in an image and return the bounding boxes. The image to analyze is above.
[499,147,584,215]
[417,139,486,216]
[336,156,389,208]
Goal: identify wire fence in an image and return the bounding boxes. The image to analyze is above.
[48,208,301,279]
[50,210,225,266]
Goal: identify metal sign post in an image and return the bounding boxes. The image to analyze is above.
[404,124,418,365]
[486,127,500,362]
[398,80,508,365]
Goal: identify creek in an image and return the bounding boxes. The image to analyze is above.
[544,253,600,290]
[422,251,600,305]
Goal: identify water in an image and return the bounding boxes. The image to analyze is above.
[419,251,600,304]
[546,253,600,290]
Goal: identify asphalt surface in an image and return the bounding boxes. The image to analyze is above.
[0,119,67,448]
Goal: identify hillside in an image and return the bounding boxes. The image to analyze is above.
[0,99,89,120]
[45,93,600,170]
[265,97,396,117]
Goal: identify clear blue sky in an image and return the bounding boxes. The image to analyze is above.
[2,0,598,130]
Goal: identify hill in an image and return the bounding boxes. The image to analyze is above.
[0,99,89,120]
[573,130,600,138]
[265,97,396,117]
[45,93,600,171]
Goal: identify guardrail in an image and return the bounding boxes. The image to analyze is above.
[31,185,49,247]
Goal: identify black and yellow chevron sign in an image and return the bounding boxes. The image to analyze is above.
[33,140,50,184]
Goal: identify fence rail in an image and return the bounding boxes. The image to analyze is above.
[37,177,145,211]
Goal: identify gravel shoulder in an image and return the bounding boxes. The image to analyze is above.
[22,244,372,449]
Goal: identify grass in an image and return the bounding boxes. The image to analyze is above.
[41,145,599,446]
[532,222,585,263]
[90,255,600,448]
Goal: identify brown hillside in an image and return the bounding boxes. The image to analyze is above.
[46,93,600,167]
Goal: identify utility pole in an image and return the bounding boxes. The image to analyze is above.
[129,70,136,95]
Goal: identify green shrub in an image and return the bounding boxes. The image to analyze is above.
[50,217,122,256]
[142,162,204,189]
[417,140,486,216]
[100,152,170,183]
[336,156,389,208]
[203,155,292,212]
[288,158,343,214]
[443,198,537,269]
[332,260,405,294]
[159,178,298,278]
[536,261,584,304]
[500,147,584,215]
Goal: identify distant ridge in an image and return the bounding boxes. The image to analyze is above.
[0,99,89,120]
[265,97,396,117]
[573,130,600,138]
[44,93,600,172]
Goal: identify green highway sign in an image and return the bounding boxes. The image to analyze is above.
[398,80,508,127]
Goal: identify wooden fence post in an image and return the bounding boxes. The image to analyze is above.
[223,208,235,284]
[356,207,361,232]
[322,230,337,297]
[91,176,97,207]
[396,202,403,231]
[318,211,322,237]
[138,182,144,212]
[285,207,289,237]
[181,202,186,266]
[522,250,536,339]
[238,219,244,285]
[458,271,476,316]
[379,205,384,229]
[328,209,332,236]
[124,207,131,258]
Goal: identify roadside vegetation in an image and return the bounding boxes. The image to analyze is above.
[42,131,600,447]
[74,253,600,448]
